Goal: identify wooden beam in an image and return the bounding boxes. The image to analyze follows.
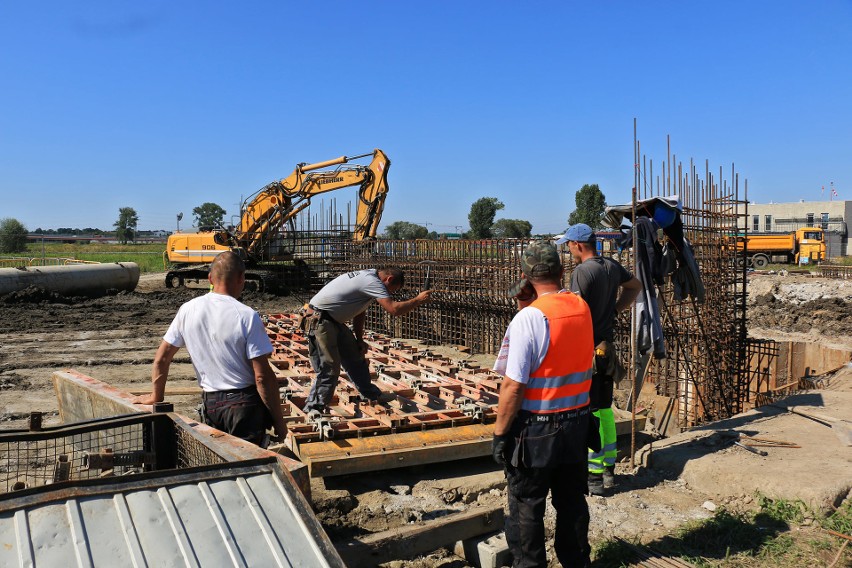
[337,505,504,567]
[296,423,494,477]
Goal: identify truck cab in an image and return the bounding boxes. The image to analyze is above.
[795,227,826,265]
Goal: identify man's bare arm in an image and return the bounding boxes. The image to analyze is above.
[252,355,288,441]
[352,311,366,341]
[494,378,525,436]
[134,340,180,405]
[376,290,432,317]
[615,276,642,313]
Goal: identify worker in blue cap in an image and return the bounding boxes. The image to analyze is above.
[557,224,642,495]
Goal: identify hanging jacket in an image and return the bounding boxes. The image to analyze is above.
[633,216,667,359]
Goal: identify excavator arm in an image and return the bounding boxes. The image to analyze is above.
[231,149,390,258]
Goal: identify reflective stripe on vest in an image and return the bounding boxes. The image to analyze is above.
[521,292,594,414]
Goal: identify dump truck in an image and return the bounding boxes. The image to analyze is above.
[738,227,826,268]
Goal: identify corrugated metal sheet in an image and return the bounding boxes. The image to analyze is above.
[0,459,343,567]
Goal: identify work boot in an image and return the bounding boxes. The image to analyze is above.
[602,466,616,490]
[375,391,396,404]
[588,472,607,496]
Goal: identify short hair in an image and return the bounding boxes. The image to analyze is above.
[210,251,245,283]
[377,266,404,288]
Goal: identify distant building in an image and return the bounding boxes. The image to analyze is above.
[737,200,850,258]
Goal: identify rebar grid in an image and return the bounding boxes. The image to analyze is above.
[265,313,504,444]
[279,140,777,429]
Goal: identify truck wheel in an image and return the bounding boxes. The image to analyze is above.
[735,257,746,269]
[752,255,769,269]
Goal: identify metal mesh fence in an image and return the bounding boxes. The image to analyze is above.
[0,414,227,494]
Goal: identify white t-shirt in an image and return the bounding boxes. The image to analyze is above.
[309,269,391,323]
[493,305,551,385]
[163,292,273,392]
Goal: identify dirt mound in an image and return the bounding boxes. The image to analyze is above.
[749,296,852,338]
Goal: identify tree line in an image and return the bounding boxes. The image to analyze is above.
[0,185,607,252]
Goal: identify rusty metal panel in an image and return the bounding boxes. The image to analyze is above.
[0,460,343,568]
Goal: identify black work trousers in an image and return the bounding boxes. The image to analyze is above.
[202,386,271,447]
[504,415,591,568]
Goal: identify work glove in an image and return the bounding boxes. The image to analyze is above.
[492,434,510,466]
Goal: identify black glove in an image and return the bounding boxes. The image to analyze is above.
[492,434,510,466]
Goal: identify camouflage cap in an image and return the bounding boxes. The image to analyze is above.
[520,240,562,278]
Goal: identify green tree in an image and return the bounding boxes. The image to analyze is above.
[468,197,505,239]
[383,221,429,240]
[567,184,607,228]
[193,202,226,228]
[0,218,28,253]
[114,207,139,244]
[492,218,532,238]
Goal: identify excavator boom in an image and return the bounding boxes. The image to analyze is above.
[165,149,390,291]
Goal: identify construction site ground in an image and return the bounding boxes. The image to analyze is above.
[1,271,851,566]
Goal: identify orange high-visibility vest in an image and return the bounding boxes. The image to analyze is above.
[521,292,594,414]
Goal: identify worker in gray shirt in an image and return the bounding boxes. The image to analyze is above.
[557,224,642,495]
[302,267,432,414]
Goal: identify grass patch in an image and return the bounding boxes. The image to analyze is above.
[2,243,168,273]
[822,497,852,534]
[593,494,852,567]
[757,494,807,525]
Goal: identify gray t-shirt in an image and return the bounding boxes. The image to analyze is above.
[569,256,632,344]
[310,269,391,323]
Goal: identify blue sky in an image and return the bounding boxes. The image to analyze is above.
[2,2,850,234]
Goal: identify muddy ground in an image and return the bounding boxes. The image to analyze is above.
[1,271,850,566]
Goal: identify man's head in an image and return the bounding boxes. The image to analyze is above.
[377,266,404,294]
[209,251,246,295]
[555,223,597,260]
[508,240,563,300]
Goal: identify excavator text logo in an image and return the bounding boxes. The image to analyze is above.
[318,177,343,185]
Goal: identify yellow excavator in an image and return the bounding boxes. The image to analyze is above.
[165,149,390,292]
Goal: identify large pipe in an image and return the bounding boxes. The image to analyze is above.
[0,263,140,297]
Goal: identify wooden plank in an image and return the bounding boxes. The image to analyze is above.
[338,505,504,567]
[296,423,494,477]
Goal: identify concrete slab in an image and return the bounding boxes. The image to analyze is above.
[635,368,852,514]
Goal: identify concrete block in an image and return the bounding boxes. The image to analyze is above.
[454,531,511,568]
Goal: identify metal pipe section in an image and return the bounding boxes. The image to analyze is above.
[0,263,140,296]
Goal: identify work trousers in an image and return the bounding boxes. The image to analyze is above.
[504,415,591,568]
[304,314,381,412]
[588,372,617,474]
[201,386,271,447]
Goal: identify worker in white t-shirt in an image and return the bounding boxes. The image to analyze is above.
[134,251,287,447]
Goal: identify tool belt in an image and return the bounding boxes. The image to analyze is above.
[520,406,590,424]
[593,340,626,383]
[297,304,332,332]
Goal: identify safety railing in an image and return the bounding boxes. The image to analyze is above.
[819,264,852,279]
[0,257,101,268]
